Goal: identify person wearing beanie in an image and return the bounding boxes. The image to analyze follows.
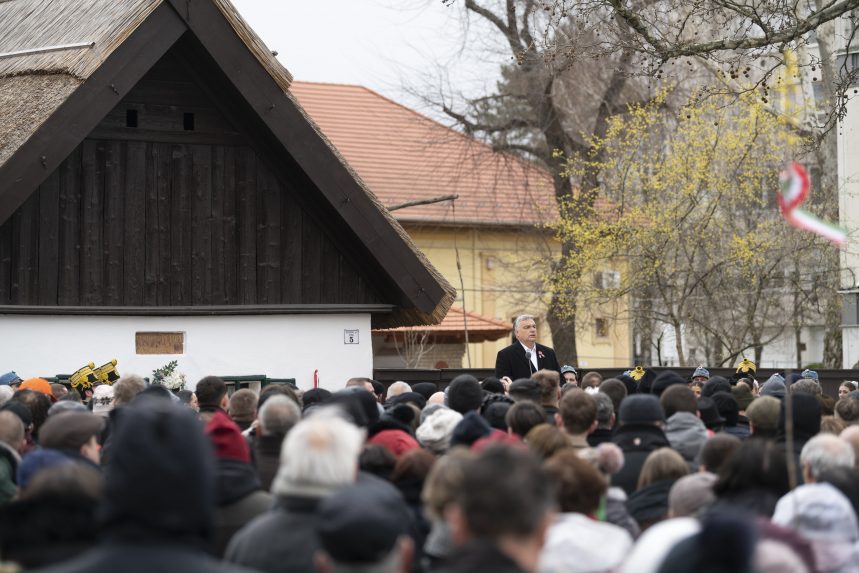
[412,382,440,401]
[561,365,578,386]
[315,480,415,573]
[205,410,272,557]
[225,412,364,573]
[746,396,780,439]
[760,373,787,399]
[697,396,726,434]
[611,394,670,495]
[636,368,658,395]
[449,411,492,448]
[417,407,463,454]
[772,482,859,573]
[650,371,686,398]
[481,397,512,432]
[369,429,421,458]
[0,372,22,387]
[29,396,254,573]
[701,376,732,398]
[691,366,710,384]
[20,378,55,401]
[711,392,750,440]
[91,385,115,418]
[800,369,819,381]
[388,391,428,411]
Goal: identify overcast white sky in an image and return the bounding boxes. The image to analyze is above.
[230,0,503,119]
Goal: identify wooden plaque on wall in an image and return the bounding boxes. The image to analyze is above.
[136,332,184,355]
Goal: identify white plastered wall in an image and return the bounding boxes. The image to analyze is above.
[0,313,372,391]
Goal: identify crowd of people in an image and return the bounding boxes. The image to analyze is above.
[0,361,858,573]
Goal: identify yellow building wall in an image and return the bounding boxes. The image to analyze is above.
[403,224,633,369]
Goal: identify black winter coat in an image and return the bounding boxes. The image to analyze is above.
[494,342,561,381]
[33,544,257,573]
[611,424,671,495]
[224,495,324,573]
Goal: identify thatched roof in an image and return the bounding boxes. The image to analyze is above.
[0,0,292,170]
[0,0,455,327]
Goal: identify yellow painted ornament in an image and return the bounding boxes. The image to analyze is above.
[94,359,120,384]
[70,363,98,391]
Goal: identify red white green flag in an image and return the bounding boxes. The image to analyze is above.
[778,162,848,246]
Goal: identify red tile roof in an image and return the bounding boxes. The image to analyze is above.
[374,306,512,343]
[290,81,557,226]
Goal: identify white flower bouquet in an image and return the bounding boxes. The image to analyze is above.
[152,360,187,391]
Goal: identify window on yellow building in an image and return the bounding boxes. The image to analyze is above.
[594,271,620,290]
[595,318,609,338]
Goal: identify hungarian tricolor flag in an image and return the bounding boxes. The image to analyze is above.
[778,163,848,246]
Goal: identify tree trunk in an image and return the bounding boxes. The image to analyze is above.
[812,3,844,368]
[673,319,686,366]
[547,291,577,365]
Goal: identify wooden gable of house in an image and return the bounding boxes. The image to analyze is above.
[0,0,455,326]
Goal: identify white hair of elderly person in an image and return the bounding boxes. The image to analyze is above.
[385,381,412,401]
[800,433,856,484]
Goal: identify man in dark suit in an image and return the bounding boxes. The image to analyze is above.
[495,315,561,382]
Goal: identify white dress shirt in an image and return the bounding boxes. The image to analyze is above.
[520,341,538,372]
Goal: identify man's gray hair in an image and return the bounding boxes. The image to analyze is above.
[258,395,301,436]
[386,381,411,400]
[800,433,855,479]
[513,314,536,332]
[790,379,822,396]
[593,392,614,428]
[113,374,146,406]
[271,410,364,497]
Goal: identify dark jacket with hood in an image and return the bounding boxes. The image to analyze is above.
[252,432,283,491]
[435,540,529,573]
[611,423,671,495]
[225,494,325,573]
[31,396,255,573]
[776,393,821,485]
[626,478,677,530]
[211,458,272,557]
[664,412,707,467]
[205,410,272,557]
[587,427,614,448]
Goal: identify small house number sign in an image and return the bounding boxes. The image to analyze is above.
[344,329,359,344]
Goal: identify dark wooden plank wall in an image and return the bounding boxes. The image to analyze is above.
[0,53,382,308]
[0,138,383,308]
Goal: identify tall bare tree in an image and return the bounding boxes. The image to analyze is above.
[436,0,857,366]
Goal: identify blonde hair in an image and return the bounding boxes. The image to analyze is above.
[637,447,688,490]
